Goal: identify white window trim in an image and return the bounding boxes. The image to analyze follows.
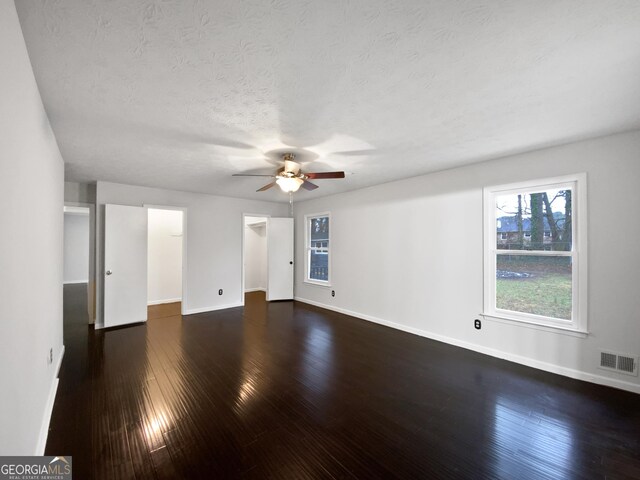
[304,212,331,287]
[482,173,588,334]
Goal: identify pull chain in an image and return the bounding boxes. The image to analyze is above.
[289,192,294,217]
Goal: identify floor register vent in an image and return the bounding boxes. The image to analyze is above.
[599,350,638,376]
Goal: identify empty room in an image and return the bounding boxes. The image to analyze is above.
[1,0,640,478]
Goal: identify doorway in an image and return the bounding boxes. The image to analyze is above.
[244,216,268,302]
[63,204,95,324]
[147,207,185,320]
[242,214,294,304]
[102,204,187,329]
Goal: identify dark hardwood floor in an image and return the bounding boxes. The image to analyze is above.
[48,284,640,479]
[148,302,182,321]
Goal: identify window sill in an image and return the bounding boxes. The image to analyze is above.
[480,313,588,338]
[304,280,332,288]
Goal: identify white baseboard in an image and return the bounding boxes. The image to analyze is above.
[36,345,65,455]
[63,280,88,285]
[183,302,243,315]
[244,288,266,293]
[294,297,640,395]
[147,297,182,306]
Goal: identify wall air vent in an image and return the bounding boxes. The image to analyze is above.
[600,352,617,370]
[599,350,638,376]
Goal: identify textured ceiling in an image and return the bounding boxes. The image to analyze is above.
[16,0,640,202]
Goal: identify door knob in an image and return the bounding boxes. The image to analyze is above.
[106,270,113,275]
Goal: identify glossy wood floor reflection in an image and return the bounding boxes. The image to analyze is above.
[48,285,640,479]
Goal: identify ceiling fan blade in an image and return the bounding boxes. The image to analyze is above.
[232,174,275,177]
[305,171,345,179]
[301,180,319,191]
[257,182,276,192]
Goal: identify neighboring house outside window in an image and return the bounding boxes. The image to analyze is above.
[483,174,587,333]
[305,213,330,285]
[497,214,564,248]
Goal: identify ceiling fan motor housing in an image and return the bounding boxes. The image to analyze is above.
[282,154,301,177]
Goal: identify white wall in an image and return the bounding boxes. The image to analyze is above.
[63,212,89,284]
[64,181,95,204]
[0,0,64,454]
[148,208,183,304]
[244,217,267,292]
[96,182,288,326]
[294,131,640,394]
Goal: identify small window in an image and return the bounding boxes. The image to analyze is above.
[305,213,330,284]
[500,233,508,240]
[484,174,587,333]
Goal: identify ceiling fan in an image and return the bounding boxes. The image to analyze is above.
[232,153,345,193]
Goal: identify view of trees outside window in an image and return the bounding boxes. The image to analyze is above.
[495,188,573,320]
[309,216,329,281]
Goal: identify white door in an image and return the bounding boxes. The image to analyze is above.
[267,217,294,301]
[104,204,148,328]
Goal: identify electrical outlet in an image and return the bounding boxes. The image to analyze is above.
[331,290,335,297]
[48,348,53,365]
[218,289,223,295]
[474,319,481,330]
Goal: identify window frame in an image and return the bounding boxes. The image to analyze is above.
[304,212,331,287]
[482,174,588,334]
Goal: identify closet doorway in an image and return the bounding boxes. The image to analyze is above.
[242,214,294,304]
[243,216,268,301]
[147,207,185,320]
[63,204,95,324]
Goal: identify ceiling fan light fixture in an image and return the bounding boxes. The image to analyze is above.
[276,176,304,193]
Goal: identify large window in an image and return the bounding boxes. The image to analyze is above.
[483,174,587,333]
[305,213,330,285]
